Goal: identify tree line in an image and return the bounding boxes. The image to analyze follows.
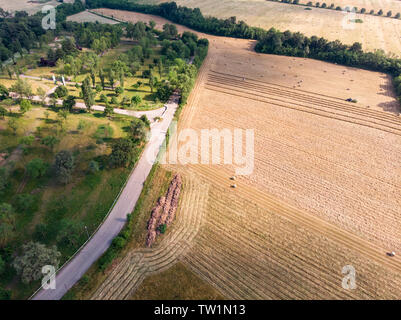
[268,0,400,19]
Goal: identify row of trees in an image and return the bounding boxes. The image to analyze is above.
[271,0,401,18]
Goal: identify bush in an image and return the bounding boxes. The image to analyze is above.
[112,236,127,249]
[0,287,11,300]
[54,150,75,184]
[115,86,124,96]
[109,138,135,168]
[55,85,68,98]
[79,275,90,286]
[100,94,107,103]
[88,160,100,173]
[33,223,49,242]
[110,96,118,105]
[15,193,35,213]
[158,224,167,234]
[26,158,47,178]
[19,99,32,114]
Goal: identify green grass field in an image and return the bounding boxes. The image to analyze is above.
[0,105,138,299]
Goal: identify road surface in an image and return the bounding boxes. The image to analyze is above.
[32,92,180,300]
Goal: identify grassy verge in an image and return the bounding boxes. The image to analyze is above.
[62,163,172,300]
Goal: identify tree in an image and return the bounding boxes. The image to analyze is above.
[20,135,35,146]
[361,8,366,13]
[19,99,32,115]
[100,94,108,103]
[36,87,47,105]
[115,86,124,97]
[104,101,114,118]
[10,79,32,99]
[54,150,75,184]
[26,158,47,178]
[386,10,392,17]
[0,203,15,247]
[8,118,18,135]
[108,69,116,89]
[149,75,157,93]
[62,95,76,113]
[378,9,383,15]
[81,77,95,112]
[12,241,61,284]
[121,96,130,106]
[161,24,178,40]
[41,135,60,152]
[57,219,84,247]
[111,96,118,105]
[157,59,163,77]
[15,193,35,213]
[131,95,142,108]
[395,12,400,19]
[0,84,8,100]
[149,20,156,30]
[99,69,106,90]
[0,106,7,119]
[0,287,11,300]
[130,117,149,142]
[6,67,13,80]
[88,160,100,174]
[109,138,135,168]
[90,68,96,87]
[55,85,68,98]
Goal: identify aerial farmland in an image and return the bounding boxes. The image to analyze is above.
[0,0,401,306]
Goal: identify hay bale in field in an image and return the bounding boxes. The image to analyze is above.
[146,174,182,246]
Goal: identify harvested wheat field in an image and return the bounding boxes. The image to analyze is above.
[293,0,401,13]
[0,0,60,14]
[91,9,401,299]
[67,10,119,24]
[151,0,401,55]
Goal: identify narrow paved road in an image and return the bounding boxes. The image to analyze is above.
[32,93,180,300]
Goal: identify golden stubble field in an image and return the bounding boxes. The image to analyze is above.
[90,9,401,299]
[294,0,401,13]
[67,10,120,24]
[152,0,401,55]
[0,0,59,14]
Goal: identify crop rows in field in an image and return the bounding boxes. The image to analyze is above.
[91,176,208,300]
[205,71,401,136]
[181,179,401,299]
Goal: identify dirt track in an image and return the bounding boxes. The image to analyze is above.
[92,9,401,299]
